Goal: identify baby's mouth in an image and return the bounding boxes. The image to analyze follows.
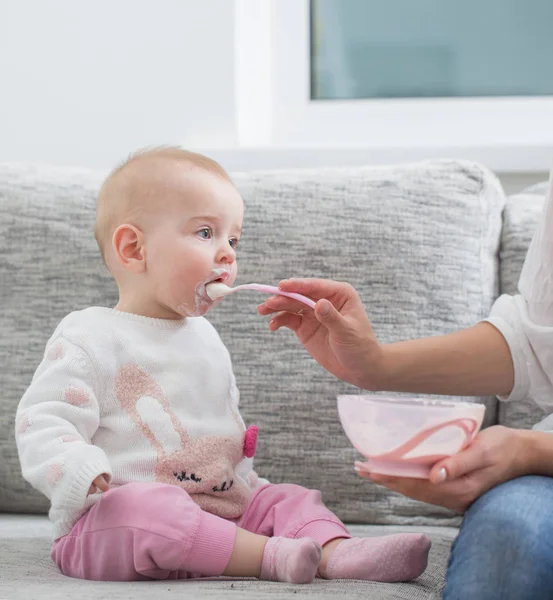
[192,270,232,310]
[208,270,230,284]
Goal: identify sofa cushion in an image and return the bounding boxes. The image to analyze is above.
[497,181,549,430]
[0,164,110,514]
[0,160,505,526]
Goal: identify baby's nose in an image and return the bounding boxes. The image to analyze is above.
[217,245,236,264]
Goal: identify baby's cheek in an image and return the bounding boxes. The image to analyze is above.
[167,274,191,306]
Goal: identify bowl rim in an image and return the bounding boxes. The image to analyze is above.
[337,394,486,411]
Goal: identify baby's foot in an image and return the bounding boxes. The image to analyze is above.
[260,537,322,584]
[320,534,431,582]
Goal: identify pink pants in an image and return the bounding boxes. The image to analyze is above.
[51,482,350,581]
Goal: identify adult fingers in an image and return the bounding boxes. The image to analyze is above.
[367,472,473,512]
[278,278,352,300]
[257,296,310,316]
[429,443,489,485]
[268,312,303,332]
[260,296,347,331]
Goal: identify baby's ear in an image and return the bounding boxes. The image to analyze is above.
[112,224,145,273]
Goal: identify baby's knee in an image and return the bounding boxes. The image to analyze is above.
[269,482,320,499]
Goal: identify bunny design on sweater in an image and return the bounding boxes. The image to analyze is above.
[115,363,255,518]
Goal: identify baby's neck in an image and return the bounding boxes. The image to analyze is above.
[114,294,184,321]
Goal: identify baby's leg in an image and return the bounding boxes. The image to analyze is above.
[237,483,351,546]
[52,482,237,580]
[225,528,322,584]
[51,482,320,583]
[236,483,430,582]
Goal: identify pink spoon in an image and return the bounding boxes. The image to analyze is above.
[205,282,316,309]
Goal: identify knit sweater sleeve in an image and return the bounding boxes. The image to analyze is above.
[15,334,112,513]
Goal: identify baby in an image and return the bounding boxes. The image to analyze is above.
[15,147,431,583]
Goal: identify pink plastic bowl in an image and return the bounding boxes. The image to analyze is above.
[337,395,486,478]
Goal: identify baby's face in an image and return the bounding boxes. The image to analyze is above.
[142,167,243,318]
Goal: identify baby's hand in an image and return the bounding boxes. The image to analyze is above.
[88,474,110,496]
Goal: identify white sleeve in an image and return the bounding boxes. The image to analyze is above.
[486,295,552,409]
[484,168,553,415]
[15,335,112,513]
[517,168,553,327]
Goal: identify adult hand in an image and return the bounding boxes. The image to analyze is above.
[257,278,384,389]
[88,474,110,496]
[356,426,528,513]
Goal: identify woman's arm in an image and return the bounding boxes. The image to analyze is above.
[379,322,514,397]
[259,279,514,397]
[521,429,553,477]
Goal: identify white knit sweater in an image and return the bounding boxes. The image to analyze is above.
[16,308,261,540]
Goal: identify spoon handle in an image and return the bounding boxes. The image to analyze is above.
[235,284,316,309]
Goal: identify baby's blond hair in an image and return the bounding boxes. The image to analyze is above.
[95,146,231,266]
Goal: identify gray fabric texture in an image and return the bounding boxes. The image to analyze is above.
[0,515,456,600]
[0,160,505,528]
[497,181,550,430]
[1,163,110,514]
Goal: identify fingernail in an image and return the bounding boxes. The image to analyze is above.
[435,467,447,484]
[318,300,330,316]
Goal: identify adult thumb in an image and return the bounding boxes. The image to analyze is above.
[315,299,343,327]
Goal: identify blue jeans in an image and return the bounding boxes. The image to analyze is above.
[443,475,553,600]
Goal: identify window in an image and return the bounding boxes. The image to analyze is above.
[230,0,553,172]
[311,0,553,100]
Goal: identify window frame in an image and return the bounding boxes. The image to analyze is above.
[233,0,553,171]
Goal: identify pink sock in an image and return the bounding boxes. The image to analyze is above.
[320,534,431,582]
[260,537,322,584]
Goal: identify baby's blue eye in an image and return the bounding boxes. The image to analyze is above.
[229,238,239,249]
[198,228,211,239]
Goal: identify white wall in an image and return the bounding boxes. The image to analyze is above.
[0,0,550,193]
[0,0,237,168]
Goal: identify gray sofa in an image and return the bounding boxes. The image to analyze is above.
[0,159,547,599]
